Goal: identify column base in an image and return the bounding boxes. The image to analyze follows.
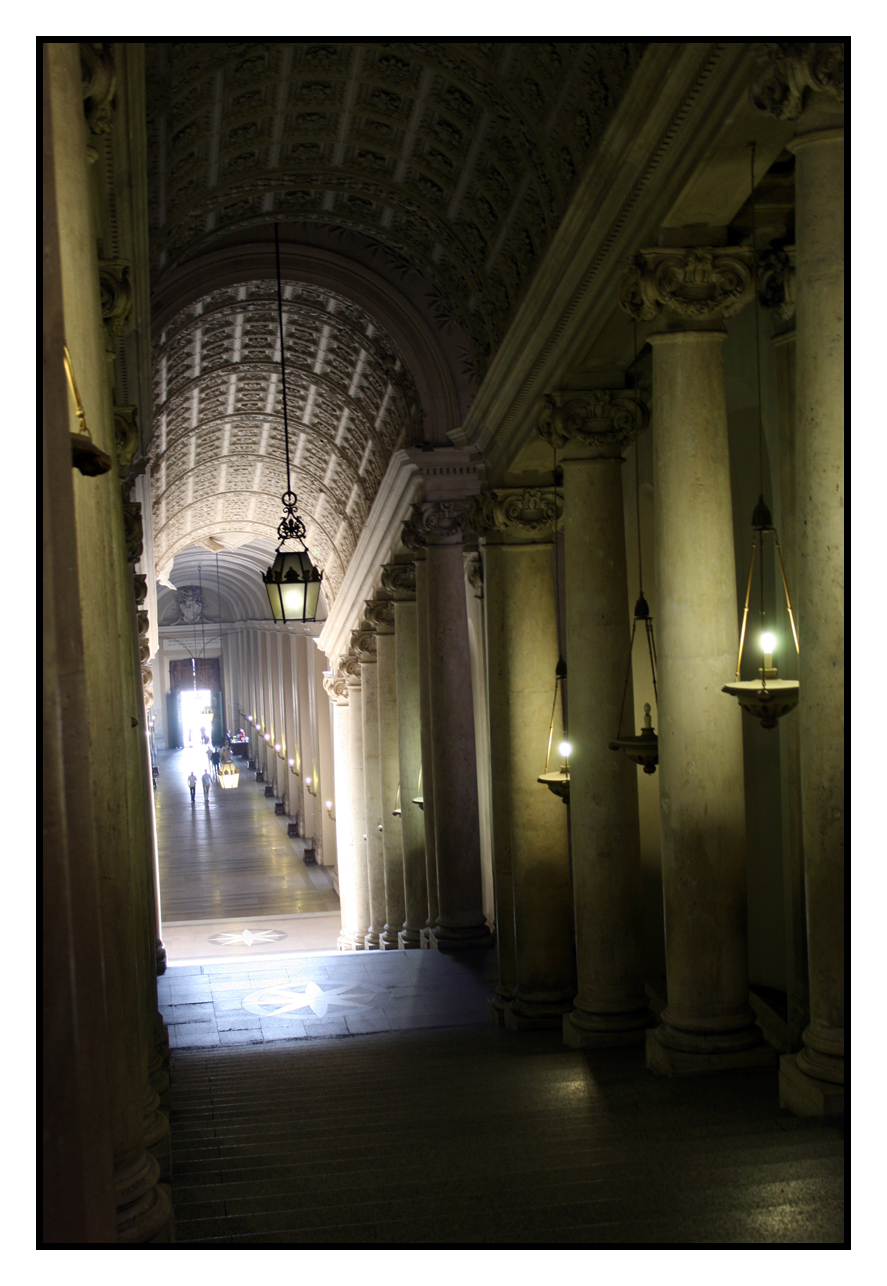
[779,1054,845,1117]
[155,938,167,975]
[646,1026,777,1076]
[337,933,367,951]
[488,995,507,1026]
[428,924,495,952]
[505,997,573,1031]
[379,930,400,950]
[398,930,423,950]
[420,928,434,948]
[115,1152,174,1244]
[364,933,381,951]
[563,1006,654,1048]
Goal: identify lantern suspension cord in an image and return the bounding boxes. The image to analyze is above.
[274,223,293,501]
[544,439,566,773]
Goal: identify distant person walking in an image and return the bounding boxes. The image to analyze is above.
[211,748,221,779]
[187,771,197,803]
[201,769,212,803]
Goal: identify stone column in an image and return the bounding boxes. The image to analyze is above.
[297,636,318,843]
[48,41,172,1240]
[339,655,369,948]
[324,669,357,946]
[382,563,427,949]
[403,516,438,941]
[472,488,575,1027]
[621,245,775,1073]
[354,627,384,949]
[366,599,405,949]
[753,44,845,1112]
[420,501,493,950]
[536,395,655,1045]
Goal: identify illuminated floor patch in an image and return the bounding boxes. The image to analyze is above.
[242,980,380,1018]
[207,928,288,947]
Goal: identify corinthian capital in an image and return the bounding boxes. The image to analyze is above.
[469,487,562,537]
[758,247,796,321]
[99,259,133,352]
[750,42,844,121]
[351,629,377,662]
[400,512,427,555]
[80,42,116,136]
[380,562,417,600]
[537,389,648,455]
[620,248,754,324]
[419,500,471,545]
[364,600,395,634]
[323,670,349,705]
[340,654,362,684]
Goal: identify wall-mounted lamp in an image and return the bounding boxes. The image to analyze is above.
[264,733,271,742]
[325,799,334,820]
[538,737,571,803]
[305,776,316,797]
[412,766,424,811]
[392,783,402,818]
[288,757,295,768]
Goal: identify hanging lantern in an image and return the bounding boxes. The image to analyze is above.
[201,705,214,721]
[721,146,799,731]
[722,495,799,729]
[261,224,324,623]
[537,656,570,803]
[609,591,660,773]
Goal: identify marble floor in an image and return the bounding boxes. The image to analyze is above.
[159,947,498,1048]
[154,748,340,963]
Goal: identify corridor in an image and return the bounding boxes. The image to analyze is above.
[155,748,340,960]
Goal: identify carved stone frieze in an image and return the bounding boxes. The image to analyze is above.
[364,599,395,634]
[758,247,796,321]
[537,389,648,455]
[380,562,417,600]
[99,260,133,353]
[133,573,148,606]
[469,487,562,537]
[420,499,472,544]
[351,629,378,662]
[114,405,140,480]
[80,42,117,136]
[619,248,754,324]
[750,42,845,121]
[122,501,144,563]
[464,551,484,599]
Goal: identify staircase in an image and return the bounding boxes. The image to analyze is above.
[169,1025,844,1245]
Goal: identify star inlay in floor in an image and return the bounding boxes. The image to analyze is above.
[206,929,288,947]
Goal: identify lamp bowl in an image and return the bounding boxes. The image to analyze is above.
[609,728,659,774]
[721,679,799,730]
[537,771,570,803]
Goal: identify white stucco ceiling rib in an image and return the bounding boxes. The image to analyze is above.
[150,278,422,599]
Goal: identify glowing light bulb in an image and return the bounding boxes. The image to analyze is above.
[305,776,311,786]
[264,733,270,741]
[761,632,776,654]
[274,743,281,752]
[558,740,572,759]
[325,800,332,811]
[288,758,294,766]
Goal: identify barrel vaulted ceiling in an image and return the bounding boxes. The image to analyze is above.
[151,279,421,598]
[145,41,646,614]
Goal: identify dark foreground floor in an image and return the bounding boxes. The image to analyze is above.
[168,982,844,1246]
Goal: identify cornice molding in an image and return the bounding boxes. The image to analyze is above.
[456,43,763,478]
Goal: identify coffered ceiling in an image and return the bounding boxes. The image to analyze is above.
[146,41,646,381]
[152,278,420,599]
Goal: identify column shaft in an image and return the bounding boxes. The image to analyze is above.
[342,677,369,948]
[414,558,439,934]
[780,111,844,1111]
[361,658,384,948]
[484,535,574,1029]
[425,533,491,948]
[561,454,653,1045]
[377,628,405,948]
[648,329,768,1071]
[394,598,426,947]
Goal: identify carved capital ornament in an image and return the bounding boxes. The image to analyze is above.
[757,247,796,321]
[364,599,395,634]
[619,248,754,323]
[340,654,363,684]
[380,562,417,600]
[420,499,471,544]
[749,42,844,121]
[537,389,648,455]
[469,487,562,536]
[323,671,349,705]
